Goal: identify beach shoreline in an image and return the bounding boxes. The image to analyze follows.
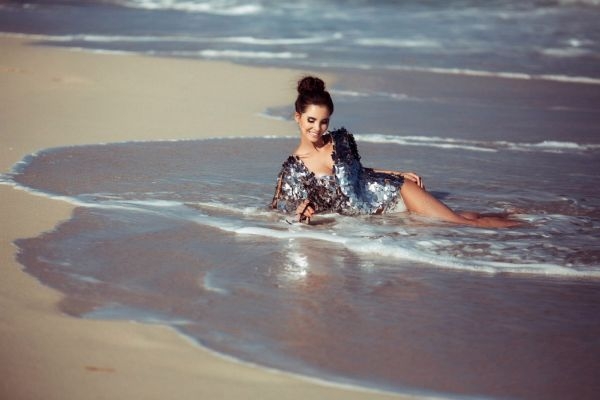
[0,37,406,400]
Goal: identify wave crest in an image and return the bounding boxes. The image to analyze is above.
[118,0,263,15]
[355,134,600,154]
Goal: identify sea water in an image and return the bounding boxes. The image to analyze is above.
[4,136,600,399]
[2,1,600,399]
[2,0,600,83]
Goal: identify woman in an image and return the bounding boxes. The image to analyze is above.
[271,76,521,228]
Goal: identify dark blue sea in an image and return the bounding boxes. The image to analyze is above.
[2,1,600,399]
[2,0,600,82]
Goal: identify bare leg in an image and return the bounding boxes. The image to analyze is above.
[400,180,521,228]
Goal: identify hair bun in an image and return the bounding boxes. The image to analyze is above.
[297,76,326,94]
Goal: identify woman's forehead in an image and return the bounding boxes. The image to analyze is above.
[303,104,330,118]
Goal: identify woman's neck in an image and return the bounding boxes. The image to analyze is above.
[297,133,330,155]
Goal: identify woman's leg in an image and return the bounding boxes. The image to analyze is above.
[400,180,521,228]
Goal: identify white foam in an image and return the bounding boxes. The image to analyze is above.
[0,178,97,209]
[195,212,600,278]
[384,64,600,85]
[185,211,600,279]
[9,42,306,60]
[496,139,600,153]
[0,31,330,47]
[355,134,600,154]
[172,49,306,59]
[216,35,336,46]
[190,201,273,218]
[355,38,441,48]
[540,47,592,58]
[331,89,413,102]
[537,74,600,85]
[0,32,175,50]
[558,0,600,6]
[291,58,600,86]
[4,31,598,86]
[330,89,371,98]
[292,57,600,86]
[118,199,184,208]
[120,0,263,15]
[356,134,497,153]
[349,237,600,278]
[65,47,136,56]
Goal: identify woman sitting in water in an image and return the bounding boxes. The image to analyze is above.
[271,76,520,228]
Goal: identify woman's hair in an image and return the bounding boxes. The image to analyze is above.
[294,76,334,115]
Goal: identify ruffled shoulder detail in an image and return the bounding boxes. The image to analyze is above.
[330,127,361,166]
[282,154,305,173]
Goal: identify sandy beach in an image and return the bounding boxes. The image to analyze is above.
[0,37,404,400]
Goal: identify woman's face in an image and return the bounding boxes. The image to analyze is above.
[295,104,331,144]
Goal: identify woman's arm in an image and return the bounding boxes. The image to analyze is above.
[371,168,425,189]
[272,156,316,222]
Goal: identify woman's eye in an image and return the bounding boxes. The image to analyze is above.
[307,118,315,123]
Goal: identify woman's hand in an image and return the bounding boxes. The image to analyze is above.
[372,168,424,189]
[296,200,315,224]
[399,171,424,189]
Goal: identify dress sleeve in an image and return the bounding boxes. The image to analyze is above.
[271,156,312,214]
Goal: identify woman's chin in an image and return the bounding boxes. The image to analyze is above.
[305,133,322,142]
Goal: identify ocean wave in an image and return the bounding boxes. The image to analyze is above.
[537,74,600,84]
[383,65,600,85]
[292,57,600,86]
[0,31,334,46]
[168,49,306,59]
[4,30,599,85]
[329,89,371,98]
[354,134,600,154]
[357,135,497,153]
[557,0,600,6]
[0,32,174,43]
[330,89,412,102]
[355,38,441,48]
[218,34,342,45]
[540,47,594,58]
[117,0,263,15]
[65,47,136,56]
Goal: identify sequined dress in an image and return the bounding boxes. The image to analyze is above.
[271,128,405,216]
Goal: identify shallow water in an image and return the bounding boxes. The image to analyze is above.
[6,136,600,399]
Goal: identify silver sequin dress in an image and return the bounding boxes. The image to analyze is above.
[271,128,405,216]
